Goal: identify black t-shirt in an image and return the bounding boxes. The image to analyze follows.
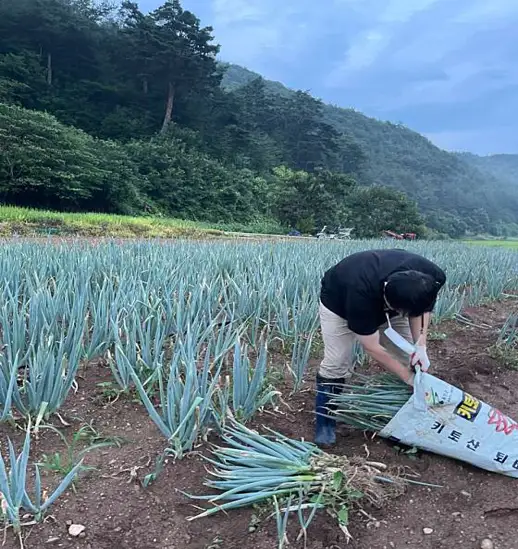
[320,249,446,336]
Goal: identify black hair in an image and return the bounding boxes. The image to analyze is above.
[384,270,439,317]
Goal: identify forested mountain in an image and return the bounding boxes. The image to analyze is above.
[222,65,518,237]
[457,153,518,189]
[0,0,515,237]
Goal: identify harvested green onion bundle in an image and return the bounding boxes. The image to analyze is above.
[186,421,408,542]
[328,373,412,432]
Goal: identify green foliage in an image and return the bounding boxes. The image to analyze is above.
[458,153,518,188]
[457,153,518,236]
[230,340,279,422]
[0,101,417,235]
[344,186,426,239]
[489,313,518,369]
[330,373,412,432]
[0,51,46,107]
[272,166,357,233]
[118,0,220,133]
[38,423,123,477]
[125,134,271,223]
[0,103,276,224]
[0,103,141,213]
[0,204,285,239]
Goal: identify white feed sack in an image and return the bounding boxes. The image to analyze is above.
[379,372,518,478]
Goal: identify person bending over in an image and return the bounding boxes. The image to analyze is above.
[315,248,446,447]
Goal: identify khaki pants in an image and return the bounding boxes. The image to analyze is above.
[318,301,412,379]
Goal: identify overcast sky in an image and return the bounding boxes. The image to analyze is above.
[140,0,518,155]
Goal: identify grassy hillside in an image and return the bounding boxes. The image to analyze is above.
[221,64,518,237]
[0,206,287,239]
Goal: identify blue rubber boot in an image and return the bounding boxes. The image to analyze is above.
[314,374,345,448]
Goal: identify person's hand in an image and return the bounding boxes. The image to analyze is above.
[411,345,430,372]
[403,370,415,386]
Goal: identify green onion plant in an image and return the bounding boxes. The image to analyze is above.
[0,238,513,430]
[186,421,409,543]
[130,337,224,458]
[329,373,412,432]
[230,340,279,422]
[0,422,82,540]
[289,334,314,390]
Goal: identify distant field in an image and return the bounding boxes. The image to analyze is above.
[0,205,286,239]
[463,239,518,248]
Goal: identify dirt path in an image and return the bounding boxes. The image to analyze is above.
[1,301,517,549]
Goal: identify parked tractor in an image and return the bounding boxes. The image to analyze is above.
[382,230,416,241]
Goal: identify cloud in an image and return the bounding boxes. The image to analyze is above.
[326,0,441,83]
[321,0,518,152]
[202,0,314,71]
[453,1,518,23]
[425,127,518,155]
[381,0,440,22]
[338,30,388,72]
[210,0,263,26]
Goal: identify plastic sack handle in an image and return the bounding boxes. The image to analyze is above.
[383,315,428,411]
[412,367,428,411]
[383,313,417,355]
[383,325,416,355]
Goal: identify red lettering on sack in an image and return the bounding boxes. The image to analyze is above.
[488,408,518,435]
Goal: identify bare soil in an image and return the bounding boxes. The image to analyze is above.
[1,301,517,549]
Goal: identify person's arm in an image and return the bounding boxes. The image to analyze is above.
[356,331,414,386]
[409,312,430,345]
[345,290,414,386]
